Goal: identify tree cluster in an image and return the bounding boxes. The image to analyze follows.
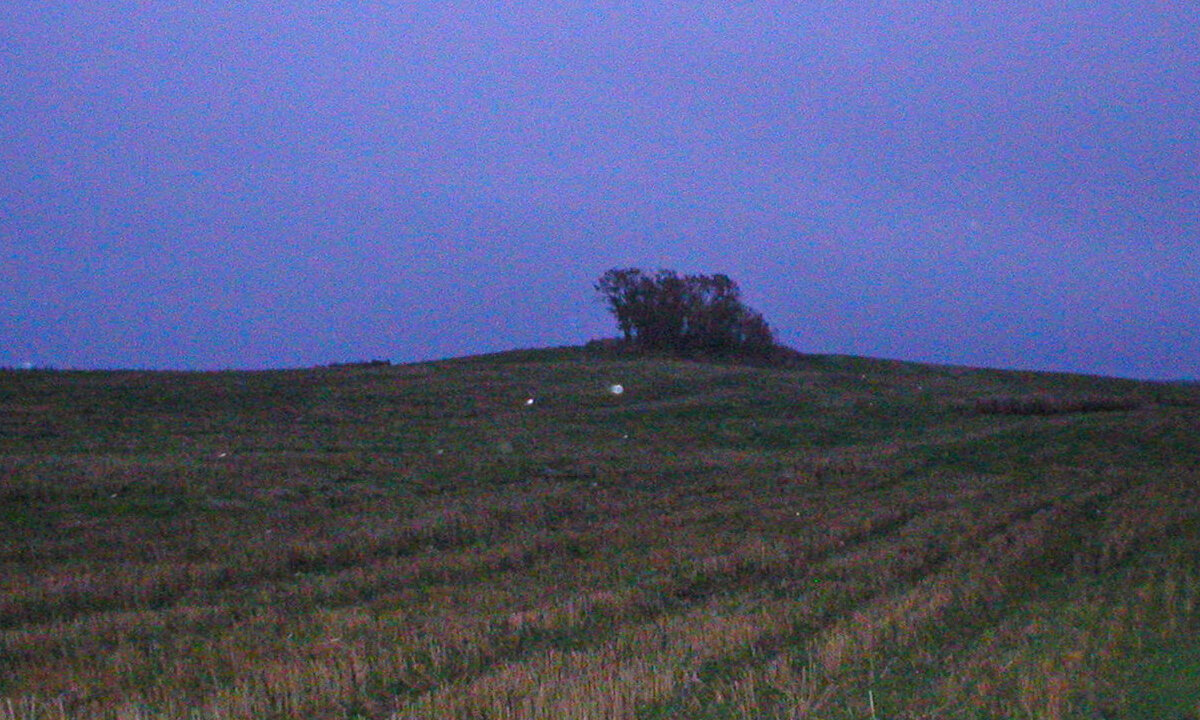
[594,268,776,358]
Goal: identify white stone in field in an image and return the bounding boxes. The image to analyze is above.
[610,384,624,395]
[525,397,535,406]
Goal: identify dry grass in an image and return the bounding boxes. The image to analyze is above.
[1,351,1197,718]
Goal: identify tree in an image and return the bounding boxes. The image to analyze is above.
[594,268,777,357]
[592,268,647,344]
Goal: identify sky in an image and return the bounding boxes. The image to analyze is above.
[2,2,1198,379]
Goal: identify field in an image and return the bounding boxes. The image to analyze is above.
[2,347,1198,719]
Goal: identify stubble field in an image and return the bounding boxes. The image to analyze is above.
[1,347,1198,719]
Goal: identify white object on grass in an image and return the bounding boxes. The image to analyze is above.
[609,384,624,395]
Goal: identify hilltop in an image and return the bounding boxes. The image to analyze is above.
[1,347,1198,719]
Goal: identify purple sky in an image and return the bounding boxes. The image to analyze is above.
[3,2,1198,378]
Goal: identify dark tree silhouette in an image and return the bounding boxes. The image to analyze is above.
[594,268,777,357]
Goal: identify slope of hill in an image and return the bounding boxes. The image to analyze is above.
[1,348,1198,719]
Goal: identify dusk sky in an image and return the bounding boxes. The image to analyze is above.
[3,2,1198,379]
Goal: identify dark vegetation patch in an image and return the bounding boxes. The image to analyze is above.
[972,393,1143,416]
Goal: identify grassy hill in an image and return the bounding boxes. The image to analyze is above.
[2,347,1198,719]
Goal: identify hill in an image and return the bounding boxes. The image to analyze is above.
[1,348,1198,719]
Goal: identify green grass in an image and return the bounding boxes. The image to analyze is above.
[0,348,1197,719]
